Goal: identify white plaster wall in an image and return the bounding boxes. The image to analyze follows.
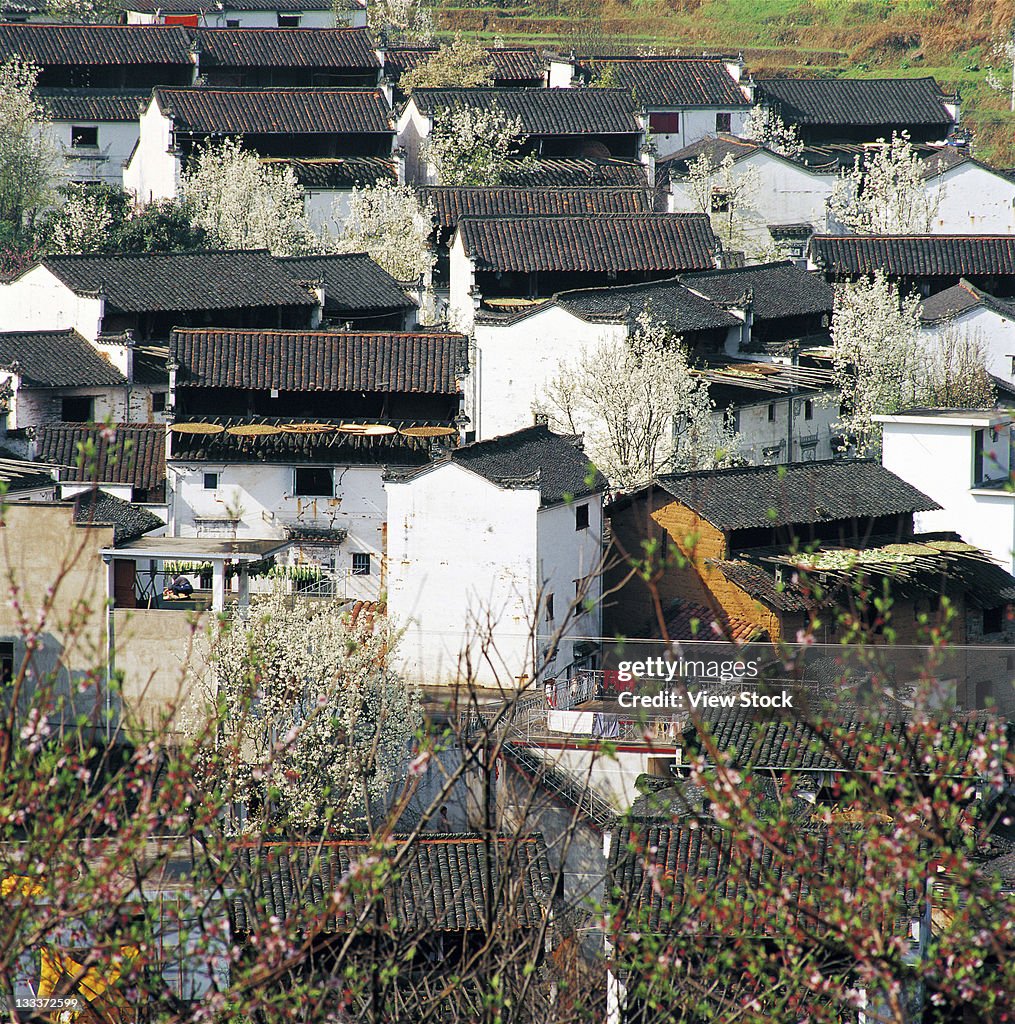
[669,150,834,236]
[540,746,651,810]
[395,103,432,185]
[881,420,1015,572]
[304,188,352,234]
[921,307,1015,384]
[931,163,1015,234]
[50,120,141,189]
[535,496,604,672]
[447,231,476,333]
[8,384,125,432]
[728,391,840,465]
[127,7,353,25]
[470,305,626,440]
[168,461,388,599]
[386,462,540,688]
[0,267,104,340]
[125,98,178,204]
[651,106,751,159]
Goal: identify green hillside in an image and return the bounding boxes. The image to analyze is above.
[437,0,1015,164]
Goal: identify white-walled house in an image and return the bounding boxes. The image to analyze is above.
[123,0,365,28]
[385,425,606,688]
[41,90,145,189]
[928,153,1015,234]
[878,408,1015,573]
[574,56,752,159]
[920,281,1015,384]
[167,326,468,602]
[664,135,835,245]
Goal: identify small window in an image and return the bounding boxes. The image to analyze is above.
[152,392,167,413]
[648,111,679,134]
[71,125,98,148]
[352,552,371,576]
[804,399,813,421]
[1009,354,1015,377]
[0,641,13,686]
[545,593,554,621]
[225,17,240,26]
[294,467,333,497]
[203,472,219,490]
[61,395,94,421]
[575,503,590,530]
[277,13,300,25]
[715,112,732,133]
[710,188,731,212]
[767,403,776,422]
[982,605,1004,634]
[973,427,985,485]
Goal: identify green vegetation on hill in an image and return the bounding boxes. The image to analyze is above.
[436,0,1015,165]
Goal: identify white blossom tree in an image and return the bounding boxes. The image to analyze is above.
[683,149,762,253]
[199,586,422,832]
[0,58,56,234]
[400,31,494,92]
[828,132,943,235]
[367,0,434,44]
[45,0,121,22]
[334,179,435,282]
[179,137,323,256]
[741,104,804,159]
[539,312,743,490]
[986,31,1015,112]
[422,103,531,186]
[831,272,995,455]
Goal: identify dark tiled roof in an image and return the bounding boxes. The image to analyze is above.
[554,278,739,333]
[386,46,542,83]
[458,213,717,274]
[277,253,414,312]
[658,133,762,179]
[584,57,749,108]
[654,459,940,531]
[661,598,763,643]
[38,250,316,313]
[193,28,378,70]
[38,89,148,122]
[679,261,834,320]
[920,280,1015,323]
[446,424,606,507]
[263,157,396,189]
[607,821,916,936]
[754,76,953,128]
[37,423,166,494]
[169,416,443,464]
[809,235,1015,278]
[685,710,1006,774]
[0,329,126,388]
[0,23,193,65]
[228,836,553,934]
[0,447,56,494]
[71,488,163,544]
[499,158,648,187]
[171,328,466,394]
[409,88,640,135]
[155,87,392,134]
[711,558,820,612]
[419,185,651,230]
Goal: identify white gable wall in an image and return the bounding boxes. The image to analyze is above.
[124,98,179,204]
[470,305,626,440]
[921,305,1015,384]
[49,120,141,189]
[0,266,104,340]
[395,102,433,185]
[930,162,1015,234]
[386,462,540,687]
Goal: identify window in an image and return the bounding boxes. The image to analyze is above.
[983,605,1005,634]
[225,17,240,25]
[710,188,731,212]
[804,399,813,420]
[152,392,167,413]
[973,427,985,485]
[351,552,371,576]
[1009,354,1015,377]
[648,111,679,134]
[575,503,590,530]
[0,641,13,686]
[203,472,219,490]
[715,112,732,132]
[71,125,98,148]
[545,593,555,621]
[277,13,300,25]
[767,403,776,422]
[294,467,333,496]
[61,395,94,421]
